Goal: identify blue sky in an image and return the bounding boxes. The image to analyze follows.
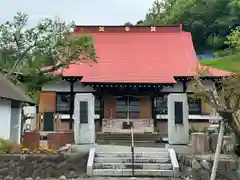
[0,0,155,26]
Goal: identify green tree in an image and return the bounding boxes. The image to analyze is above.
[136,20,144,25]
[143,0,240,52]
[190,28,240,179]
[0,13,96,100]
[225,26,240,49]
[124,21,133,26]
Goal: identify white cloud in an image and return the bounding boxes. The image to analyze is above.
[0,0,155,25]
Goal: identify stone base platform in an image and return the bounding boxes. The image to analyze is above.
[165,144,191,155]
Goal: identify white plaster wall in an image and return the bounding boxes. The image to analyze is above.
[10,106,21,144]
[42,81,184,93]
[0,98,11,140]
[162,80,215,93]
[161,83,183,92]
[41,80,215,93]
[186,80,215,92]
[41,80,94,92]
[23,105,37,130]
[23,105,36,118]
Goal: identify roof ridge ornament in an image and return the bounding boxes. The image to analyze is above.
[125,26,130,32]
[99,26,104,32]
[74,24,182,33]
[150,26,156,32]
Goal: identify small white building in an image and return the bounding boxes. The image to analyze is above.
[0,73,34,144]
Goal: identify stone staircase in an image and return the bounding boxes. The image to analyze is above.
[87,148,179,177]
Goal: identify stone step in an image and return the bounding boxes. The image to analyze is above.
[96,136,163,142]
[96,133,162,136]
[96,134,163,138]
[96,140,166,147]
[94,162,173,170]
[96,138,161,141]
[96,132,163,136]
[97,132,160,134]
[92,169,174,177]
[96,152,169,158]
[94,157,171,163]
[96,140,158,144]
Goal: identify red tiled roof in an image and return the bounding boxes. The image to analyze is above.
[59,25,230,83]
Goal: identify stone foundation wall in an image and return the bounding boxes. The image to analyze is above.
[190,133,235,154]
[102,119,154,133]
[0,153,88,179]
[178,154,239,180]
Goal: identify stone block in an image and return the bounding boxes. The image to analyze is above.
[166,144,191,155]
[222,135,234,153]
[191,133,208,154]
[168,93,189,145]
[73,93,95,144]
[210,133,218,152]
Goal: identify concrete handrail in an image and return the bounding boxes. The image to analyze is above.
[87,148,96,176]
[168,148,179,177]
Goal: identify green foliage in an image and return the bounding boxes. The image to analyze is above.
[0,12,96,101]
[201,53,240,72]
[0,139,12,153]
[207,35,226,50]
[200,26,240,71]
[190,64,240,137]
[212,48,240,57]
[143,0,240,52]
[136,20,144,25]
[226,26,240,49]
[124,21,133,26]
[189,125,208,134]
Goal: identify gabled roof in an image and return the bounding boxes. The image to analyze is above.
[59,25,230,84]
[0,73,34,104]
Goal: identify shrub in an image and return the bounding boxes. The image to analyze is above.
[0,138,14,153]
[0,138,22,153]
[189,125,208,134]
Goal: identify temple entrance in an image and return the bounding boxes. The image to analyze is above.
[115,95,140,119]
[102,94,154,133]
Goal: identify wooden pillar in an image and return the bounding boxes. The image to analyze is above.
[103,94,116,118]
[38,91,56,131]
[63,76,82,130]
[140,96,152,118]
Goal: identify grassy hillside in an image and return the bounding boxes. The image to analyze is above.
[200,54,240,72]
